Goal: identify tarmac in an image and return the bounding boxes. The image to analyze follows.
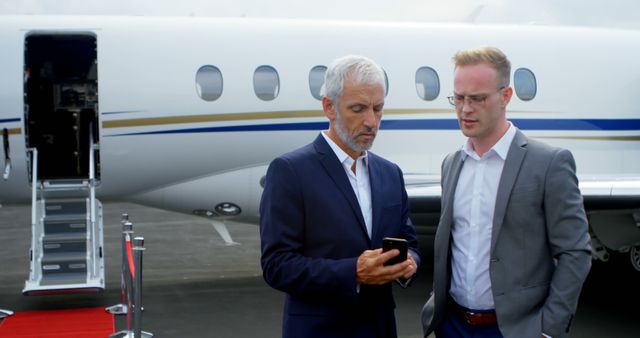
[0,201,638,337]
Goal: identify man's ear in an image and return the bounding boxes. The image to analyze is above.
[502,86,513,107]
[322,96,336,121]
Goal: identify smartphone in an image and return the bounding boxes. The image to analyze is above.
[382,237,408,266]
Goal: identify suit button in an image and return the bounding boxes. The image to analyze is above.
[490,258,499,262]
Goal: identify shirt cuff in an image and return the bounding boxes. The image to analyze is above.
[542,333,552,338]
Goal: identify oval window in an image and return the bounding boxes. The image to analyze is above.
[253,65,280,101]
[514,68,537,101]
[415,66,440,101]
[195,65,223,101]
[309,65,327,100]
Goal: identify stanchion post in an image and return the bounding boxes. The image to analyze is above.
[107,214,140,338]
[107,214,133,315]
[109,215,137,338]
[109,216,152,337]
[132,236,153,338]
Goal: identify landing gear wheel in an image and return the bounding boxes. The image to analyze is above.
[631,246,640,272]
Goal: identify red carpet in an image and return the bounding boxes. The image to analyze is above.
[0,307,114,337]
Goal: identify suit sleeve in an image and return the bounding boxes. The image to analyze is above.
[260,157,359,298]
[421,153,453,336]
[541,149,592,337]
[396,164,421,288]
[398,164,421,267]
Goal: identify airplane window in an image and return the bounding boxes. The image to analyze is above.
[514,68,537,101]
[254,65,280,101]
[415,66,440,101]
[309,65,327,100]
[195,65,223,101]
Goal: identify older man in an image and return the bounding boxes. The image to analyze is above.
[260,55,420,338]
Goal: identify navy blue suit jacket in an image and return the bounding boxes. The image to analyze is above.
[260,134,420,338]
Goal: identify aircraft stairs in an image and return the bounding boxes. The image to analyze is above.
[23,148,105,295]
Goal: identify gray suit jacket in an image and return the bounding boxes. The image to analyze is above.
[421,129,591,338]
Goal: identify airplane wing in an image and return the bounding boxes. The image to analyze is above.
[405,174,640,270]
[579,177,640,262]
[580,177,640,209]
[404,174,442,236]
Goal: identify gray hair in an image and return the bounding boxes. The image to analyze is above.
[322,55,386,104]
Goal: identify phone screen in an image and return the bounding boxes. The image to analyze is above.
[382,237,408,266]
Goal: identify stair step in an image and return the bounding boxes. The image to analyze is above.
[43,233,87,243]
[42,179,90,192]
[43,241,86,255]
[44,219,87,235]
[42,251,87,264]
[42,259,87,275]
[40,272,87,286]
[45,200,87,217]
[44,213,86,220]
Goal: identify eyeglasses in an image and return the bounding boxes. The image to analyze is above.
[447,86,506,107]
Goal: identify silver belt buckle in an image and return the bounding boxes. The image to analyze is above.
[465,311,476,324]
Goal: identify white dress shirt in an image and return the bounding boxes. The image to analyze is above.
[450,123,516,310]
[321,131,373,238]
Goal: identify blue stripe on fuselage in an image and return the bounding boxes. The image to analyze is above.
[0,118,21,124]
[107,118,640,136]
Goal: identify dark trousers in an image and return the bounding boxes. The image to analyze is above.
[435,304,503,338]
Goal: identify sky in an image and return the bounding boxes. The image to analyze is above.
[1,0,639,30]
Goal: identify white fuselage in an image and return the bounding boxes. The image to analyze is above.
[0,16,639,226]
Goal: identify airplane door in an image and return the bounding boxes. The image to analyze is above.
[24,34,100,182]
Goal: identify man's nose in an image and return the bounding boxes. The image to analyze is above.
[460,99,474,115]
[362,108,378,127]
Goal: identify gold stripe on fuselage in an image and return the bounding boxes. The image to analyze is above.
[101,109,449,129]
[537,136,640,141]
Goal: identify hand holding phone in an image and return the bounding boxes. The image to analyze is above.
[382,237,408,266]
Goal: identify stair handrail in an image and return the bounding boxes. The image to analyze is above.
[28,147,42,283]
[2,128,11,180]
[88,124,98,279]
[30,148,38,228]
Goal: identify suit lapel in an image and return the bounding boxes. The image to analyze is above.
[313,135,368,238]
[368,155,382,243]
[439,152,464,288]
[491,130,528,252]
[441,151,465,236]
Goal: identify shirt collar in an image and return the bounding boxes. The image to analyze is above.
[321,131,368,166]
[461,122,516,161]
